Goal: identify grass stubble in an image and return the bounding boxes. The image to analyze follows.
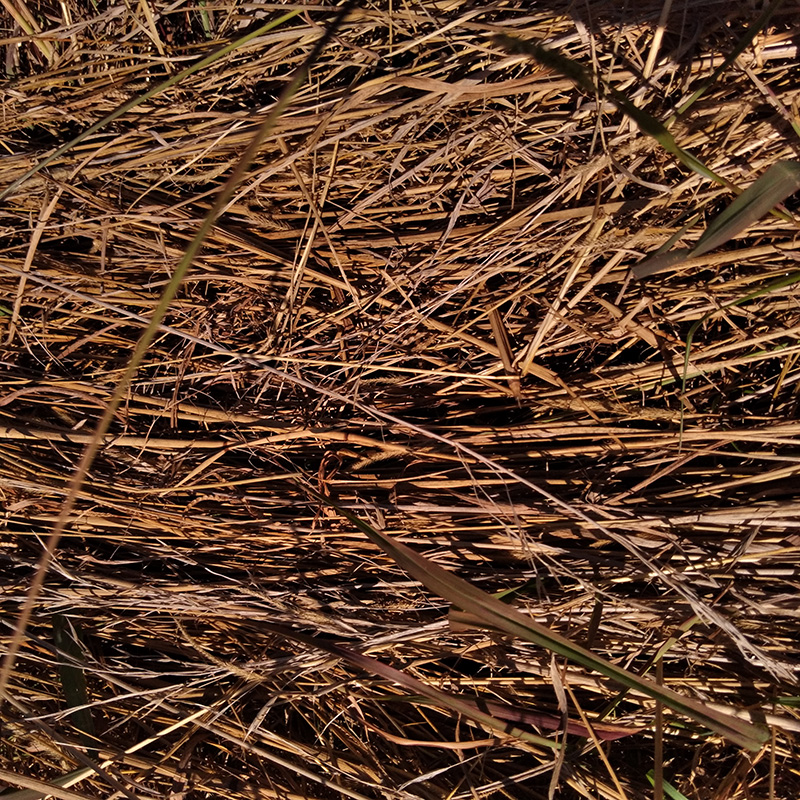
[0,0,799,798]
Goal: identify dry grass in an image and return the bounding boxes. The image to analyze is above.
[1,0,800,797]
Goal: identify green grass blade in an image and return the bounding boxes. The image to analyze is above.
[689,161,800,258]
[634,162,800,278]
[0,9,302,202]
[646,770,691,800]
[52,615,96,756]
[310,489,769,751]
[671,0,786,119]
[604,86,721,184]
[494,32,798,232]
[493,34,728,186]
[632,248,693,280]
[495,32,800,284]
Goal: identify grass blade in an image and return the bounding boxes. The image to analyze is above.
[494,32,798,235]
[671,0,786,119]
[647,770,691,800]
[493,34,728,186]
[52,615,96,756]
[634,161,800,278]
[631,248,693,280]
[310,488,769,751]
[690,161,800,258]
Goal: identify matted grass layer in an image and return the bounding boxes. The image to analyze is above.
[1,1,799,798]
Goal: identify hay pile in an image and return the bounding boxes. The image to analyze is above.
[1,1,799,797]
